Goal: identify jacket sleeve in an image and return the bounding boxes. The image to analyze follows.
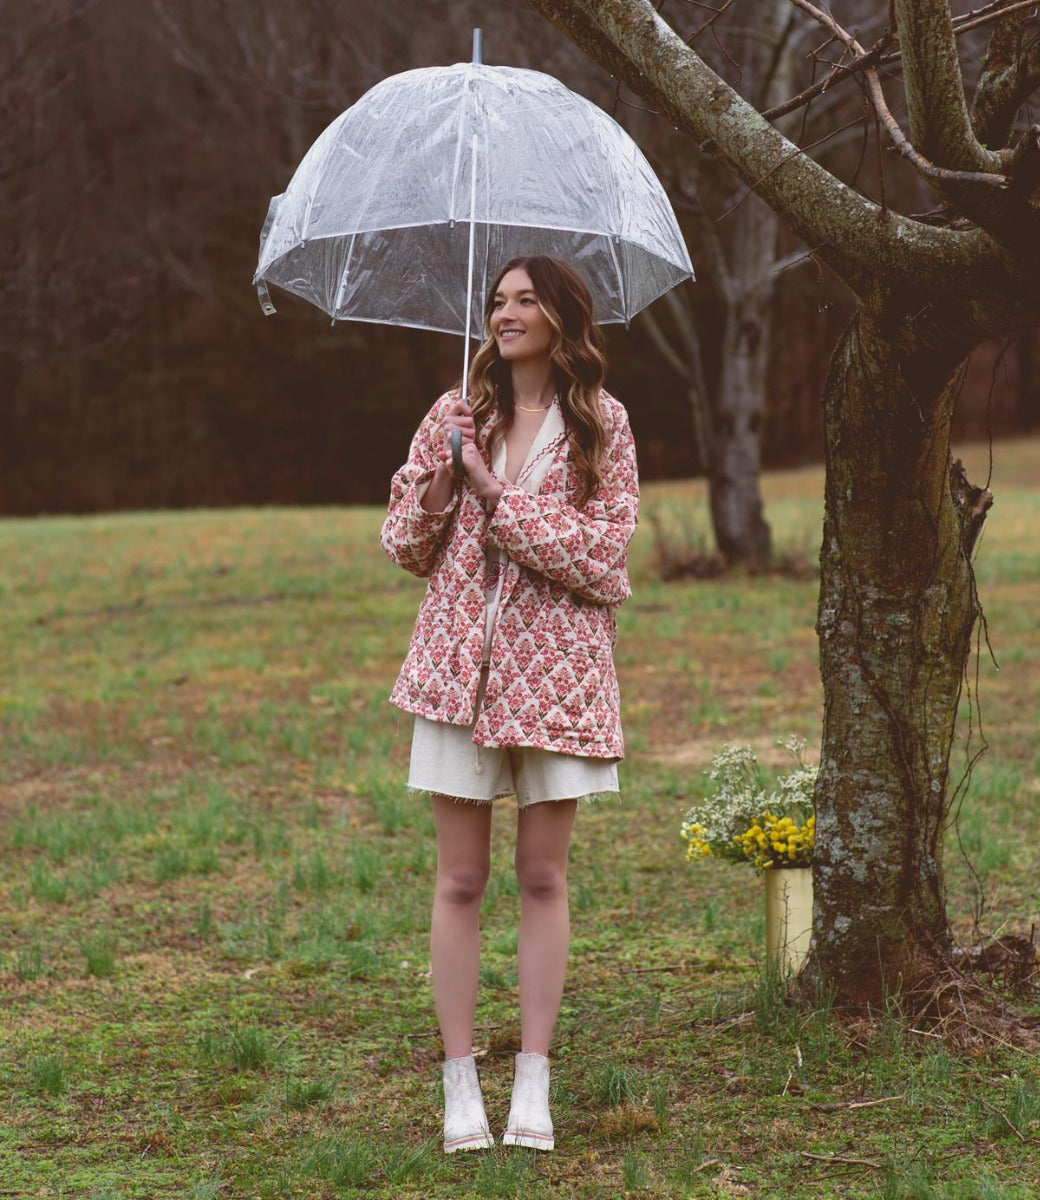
[486,400,638,606]
[379,392,461,579]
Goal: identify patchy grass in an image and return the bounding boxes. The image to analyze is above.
[0,438,1038,1198]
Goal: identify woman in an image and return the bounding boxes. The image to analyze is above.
[380,255,638,1153]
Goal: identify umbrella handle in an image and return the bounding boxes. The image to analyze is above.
[450,388,470,475]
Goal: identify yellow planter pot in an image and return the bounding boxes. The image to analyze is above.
[764,867,813,975]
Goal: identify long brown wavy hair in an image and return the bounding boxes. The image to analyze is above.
[467,255,608,507]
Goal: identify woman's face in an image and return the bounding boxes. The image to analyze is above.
[489,268,554,364]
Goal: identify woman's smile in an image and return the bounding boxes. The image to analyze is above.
[490,268,554,361]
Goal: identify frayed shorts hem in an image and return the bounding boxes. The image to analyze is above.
[406,784,620,809]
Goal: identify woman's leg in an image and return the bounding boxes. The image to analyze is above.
[514,798,578,1055]
[430,795,493,1059]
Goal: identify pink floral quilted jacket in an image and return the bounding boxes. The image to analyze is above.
[380,389,639,759]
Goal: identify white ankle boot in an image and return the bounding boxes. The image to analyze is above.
[441,1056,494,1153]
[502,1052,554,1150]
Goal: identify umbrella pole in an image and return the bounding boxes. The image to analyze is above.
[452,134,479,475]
[452,31,482,476]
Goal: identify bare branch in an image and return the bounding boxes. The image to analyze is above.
[771,246,822,276]
[971,8,1040,149]
[761,35,894,123]
[788,0,1009,190]
[684,0,735,47]
[954,0,1040,39]
[893,0,1005,173]
[762,2,1039,130]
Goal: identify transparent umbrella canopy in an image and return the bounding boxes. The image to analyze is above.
[253,58,694,340]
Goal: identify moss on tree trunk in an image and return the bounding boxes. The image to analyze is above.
[811,305,988,1005]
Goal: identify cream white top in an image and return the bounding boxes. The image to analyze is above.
[482,401,565,663]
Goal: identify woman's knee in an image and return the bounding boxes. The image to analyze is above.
[436,862,490,907]
[515,856,567,902]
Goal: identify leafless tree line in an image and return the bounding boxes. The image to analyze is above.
[1,0,1035,522]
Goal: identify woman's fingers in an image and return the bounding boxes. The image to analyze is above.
[444,416,476,440]
[460,442,492,484]
[444,401,476,434]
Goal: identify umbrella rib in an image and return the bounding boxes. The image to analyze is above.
[333,233,358,319]
[447,64,477,227]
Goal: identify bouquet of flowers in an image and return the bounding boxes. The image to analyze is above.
[681,738,817,871]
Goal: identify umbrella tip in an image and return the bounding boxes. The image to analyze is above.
[472,28,482,64]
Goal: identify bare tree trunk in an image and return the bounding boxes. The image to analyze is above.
[813,307,990,1004]
[710,282,772,564]
[704,0,793,566]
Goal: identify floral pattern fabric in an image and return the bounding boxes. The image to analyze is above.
[380,388,639,759]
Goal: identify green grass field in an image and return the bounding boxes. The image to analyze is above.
[1,439,1038,1199]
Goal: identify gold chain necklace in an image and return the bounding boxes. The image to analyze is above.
[515,395,556,413]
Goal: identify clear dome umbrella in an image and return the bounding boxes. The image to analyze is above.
[253,33,694,464]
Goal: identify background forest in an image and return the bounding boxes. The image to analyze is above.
[3,0,1039,516]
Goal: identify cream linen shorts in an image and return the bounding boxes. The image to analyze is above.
[407,672,619,807]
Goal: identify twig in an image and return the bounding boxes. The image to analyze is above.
[953,0,1040,38]
[762,35,893,122]
[800,1151,883,1169]
[979,1098,1027,1141]
[812,1094,906,1112]
[404,1022,502,1041]
[684,0,735,46]
[693,1158,724,1173]
[771,246,822,276]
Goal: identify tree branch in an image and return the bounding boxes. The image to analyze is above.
[788,0,1008,192]
[761,35,894,124]
[893,0,1005,174]
[763,3,1039,128]
[528,0,1009,296]
[953,0,1040,40]
[971,9,1040,150]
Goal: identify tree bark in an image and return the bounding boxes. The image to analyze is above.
[812,304,991,1003]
